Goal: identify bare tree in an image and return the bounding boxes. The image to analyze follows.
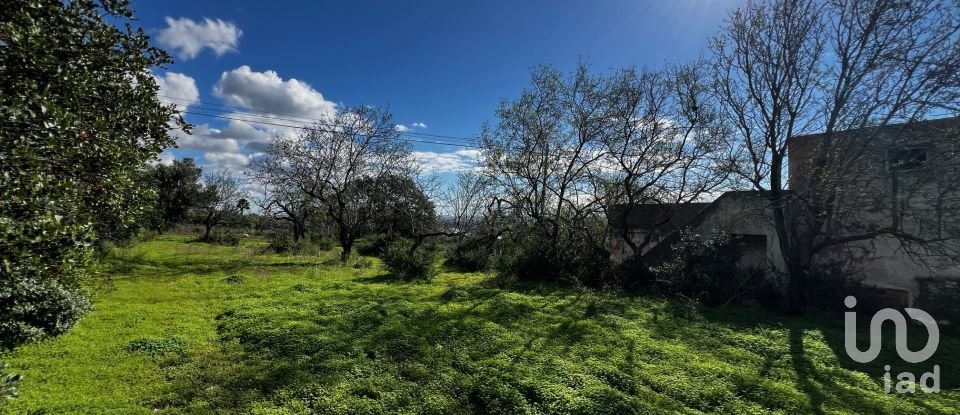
[481,64,612,279]
[597,64,729,271]
[264,105,414,262]
[710,0,960,312]
[250,146,318,242]
[251,184,316,242]
[436,171,494,242]
[197,171,245,240]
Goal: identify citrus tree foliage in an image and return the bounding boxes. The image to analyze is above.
[144,158,204,232]
[0,0,182,347]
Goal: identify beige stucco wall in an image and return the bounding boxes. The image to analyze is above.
[787,118,960,303]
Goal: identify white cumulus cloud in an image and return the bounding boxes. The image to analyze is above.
[172,125,240,153]
[157,17,242,60]
[154,71,199,110]
[214,66,337,121]
[204,151,251,173]
[394,124,410,132]
[411,122,427,129]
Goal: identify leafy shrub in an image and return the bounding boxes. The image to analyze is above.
[352,257,373,269]
[266,234,296,254]
[1,0,180,349]
[125,336,185,357]
[380,239,437,282]
[308,233,336,251]
[1,363,20,401]
[0,275,91,349]
[224,274,245,284]
[355,235,389,256]
[202,230,241,246]
[445,236,495,271]
[654,230,777,307]
[490,232,610,287]
[266,233,329,256]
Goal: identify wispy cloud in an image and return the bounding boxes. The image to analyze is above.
[157,17,242,60]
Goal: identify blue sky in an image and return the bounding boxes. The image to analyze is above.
[134,0,746,174]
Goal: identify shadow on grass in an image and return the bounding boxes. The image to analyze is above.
[150,279,960,414]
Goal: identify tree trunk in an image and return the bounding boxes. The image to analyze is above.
[203,223,214,240]
[340,239,353,263]
[292,220,305,242]
[339,227,353,263]
[768,155,805,314]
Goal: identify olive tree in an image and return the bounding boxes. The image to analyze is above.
[197,172,246,241]
[262,106,414,262]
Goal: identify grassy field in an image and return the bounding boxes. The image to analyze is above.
[1,235,958,414]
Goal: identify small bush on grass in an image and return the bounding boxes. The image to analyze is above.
[380,239,437,282]
[654,230,778,307]
[308,233,336,251]
[352,257,373,269]
[0,276,91,349]
[224,274,245,284]
[805,262,863,310]
[490,232,611,288]
[445,236,494,271]
[266,233,333,256]
[916,279,960,332]
[200,230,241,246]
[356,235,389,256]
[125,336,185,357]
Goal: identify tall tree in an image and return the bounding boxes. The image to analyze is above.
[597,64,729,275]
[0,0,183,346]
[710,0,960,312]
[145,158,204,231]
[196,172,246,241]
[263,106,414,262]
[251,147,318,242]
[482,64,613,282]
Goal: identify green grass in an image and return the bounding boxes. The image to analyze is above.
[1,235,958,414]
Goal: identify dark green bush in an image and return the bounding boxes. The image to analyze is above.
[445,236,494,271]
[265,234,294,253]
[805,263,862,310]
[224,274,245,284]
[202,230,241,246]
[653,230,777,307]
[0,275,91,349]
[308,233,336,251]
[266,233,331,256]
[356,235,390,256]
[380,239,437,282]
[916,279,960,332]
[490,232,610,287]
